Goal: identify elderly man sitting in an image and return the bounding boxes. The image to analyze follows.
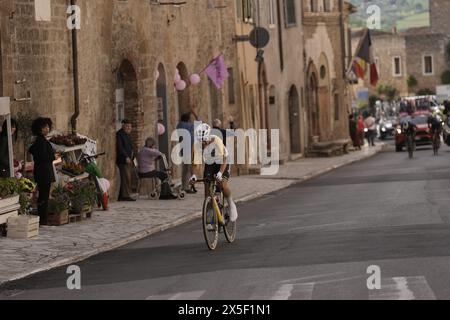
[137,137,168,182]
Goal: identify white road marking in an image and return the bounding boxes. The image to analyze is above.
[146,290,205,301]
[369,276,436,300]
[271,283,315,300]
[290,221,356,231]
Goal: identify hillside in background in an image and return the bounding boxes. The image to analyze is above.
[349,0,430,31]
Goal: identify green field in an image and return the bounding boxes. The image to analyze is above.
[349,0,430,31]
[396,11,430,30]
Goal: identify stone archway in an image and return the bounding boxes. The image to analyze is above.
[268,85,278,131]
[156,63,169,157]
[318,53,331,140]
[176,62,190,119]
[0,32,3,96]
[288,85,301,154]
[307,62,320,140]
[117,59,139,148]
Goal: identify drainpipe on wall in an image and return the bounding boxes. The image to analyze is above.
[339,0,346,79]
[70,0,80,134]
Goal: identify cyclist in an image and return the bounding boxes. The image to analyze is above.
[428,114,442,135]
[402,117,417,149]
[428,114,442,151]
[190,123,238,223]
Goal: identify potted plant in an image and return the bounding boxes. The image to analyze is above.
[48,185,70,226]
[2,178,39,239]
[67,180,96,216]
[0,178,20,208]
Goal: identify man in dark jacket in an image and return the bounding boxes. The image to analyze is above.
[116,119,135,201]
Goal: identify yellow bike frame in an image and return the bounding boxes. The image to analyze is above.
[208,182,225,226]
[197,179,225,226]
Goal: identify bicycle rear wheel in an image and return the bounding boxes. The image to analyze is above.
[202,197,219,250]
[407,137,413,159]
[433,134,439,156]
[223,204,237,243]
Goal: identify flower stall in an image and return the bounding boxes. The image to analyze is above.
[0,97,20,225]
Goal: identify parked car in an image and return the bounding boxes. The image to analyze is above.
[395,114,432,152]
[378,116,398,140]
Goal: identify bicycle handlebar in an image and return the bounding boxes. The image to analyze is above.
[81,152,106,161]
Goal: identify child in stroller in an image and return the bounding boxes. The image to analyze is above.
[137,137,185,200]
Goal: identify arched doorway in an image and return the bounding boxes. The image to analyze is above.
[288,85,301,154]
[318,54,331,140]
[259,65,270,148]
[307,62,320,140]
[117,60,139,148]
[176,62,190,120]
[156,64,169,157]
[268,85,278,130]
[0,33,3,96]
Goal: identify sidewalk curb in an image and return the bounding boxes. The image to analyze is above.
[0,144,385,287]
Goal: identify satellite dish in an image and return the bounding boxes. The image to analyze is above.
[249,27,270,49]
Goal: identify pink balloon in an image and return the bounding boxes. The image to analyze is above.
[176,80,187,91]
[155,70,160,80]
[190,74,201,85]
[175,68,180,75]
[174,73,181,83]
[157,123,166,136]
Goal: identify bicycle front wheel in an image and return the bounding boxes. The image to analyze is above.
[202,197,219,250]
[223,204,237,244]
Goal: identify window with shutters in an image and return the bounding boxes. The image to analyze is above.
[284,0,296,27]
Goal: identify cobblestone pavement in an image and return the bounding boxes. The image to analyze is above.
[0,144,385,285]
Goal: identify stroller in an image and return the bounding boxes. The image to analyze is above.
[135,154,185,200]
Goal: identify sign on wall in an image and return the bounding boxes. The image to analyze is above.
[35,0,51,22]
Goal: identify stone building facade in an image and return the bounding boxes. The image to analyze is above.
[351,0,450,97]
[237,0,306,163]
[235,0,354,161]
[0,0,241,194]
[302,0,355,152]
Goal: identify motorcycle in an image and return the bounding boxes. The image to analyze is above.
[80,152,109,211]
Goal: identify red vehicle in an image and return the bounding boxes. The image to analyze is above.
[395,113,432,152]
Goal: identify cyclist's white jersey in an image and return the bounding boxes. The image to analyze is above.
[194,135,229,165]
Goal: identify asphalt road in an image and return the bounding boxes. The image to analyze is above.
[3,141,450,300]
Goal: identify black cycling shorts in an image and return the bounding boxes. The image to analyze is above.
[204,164,231,182]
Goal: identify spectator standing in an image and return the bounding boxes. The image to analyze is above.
[116,119,135,201]
[29,117,58,225]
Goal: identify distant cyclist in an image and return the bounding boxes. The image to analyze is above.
[402,117,417,136]
[427,114,442,135]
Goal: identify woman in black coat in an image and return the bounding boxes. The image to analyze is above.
[0,119,18,178]
[29,118,57,225]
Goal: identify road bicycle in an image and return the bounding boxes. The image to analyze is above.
[406,134,415,159]
[432,131,441,156]
[80,152,109,210]
[192,176,237,250]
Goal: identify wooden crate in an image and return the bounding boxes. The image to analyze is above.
[7,215,40,239]
[80,206,92,220]
[69,214,82,224]
[48,210,69,226]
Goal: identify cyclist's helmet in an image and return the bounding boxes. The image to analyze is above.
[402,121,410,132]
[195,123,212,142]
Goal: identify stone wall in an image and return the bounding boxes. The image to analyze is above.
[303,0,351,144]
[0,0,241,196]
[405,33,448,93]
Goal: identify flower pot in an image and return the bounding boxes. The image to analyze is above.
[48,209,69,226]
